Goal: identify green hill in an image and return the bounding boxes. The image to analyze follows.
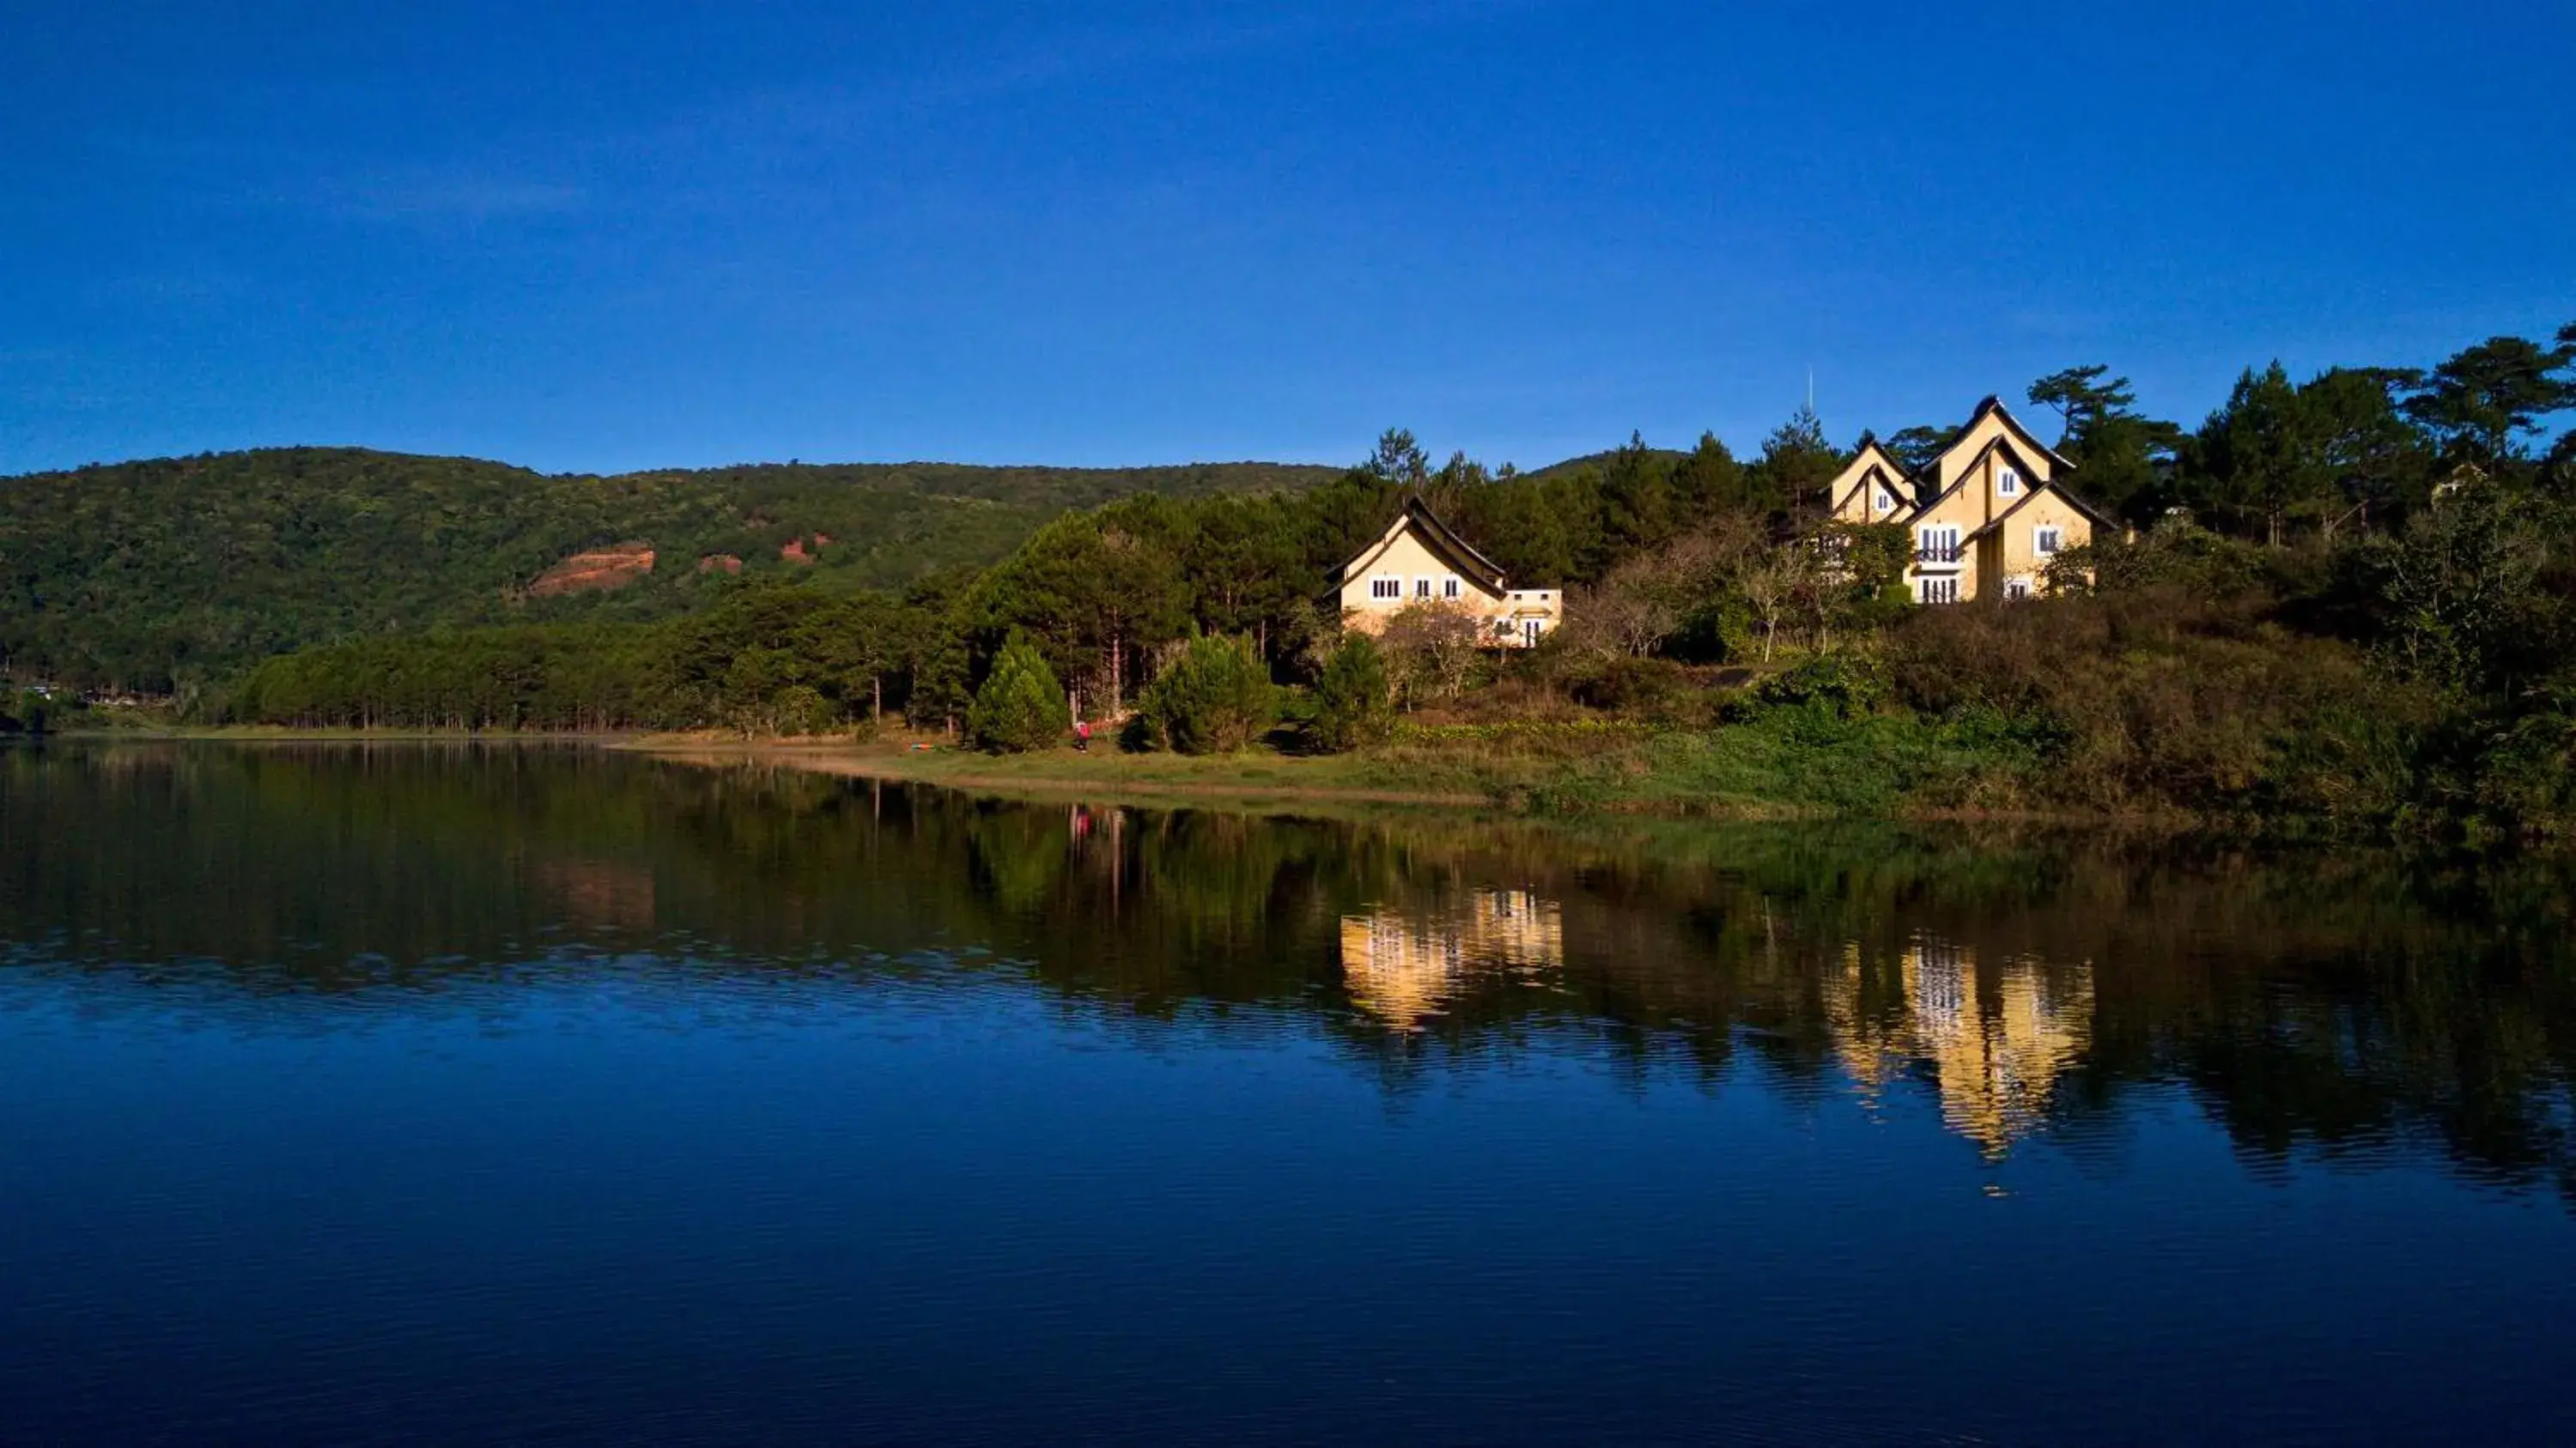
[1519,447,1689,482]
[0,447,1337,691]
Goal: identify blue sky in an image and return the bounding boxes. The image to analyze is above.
[4,0,2570,477]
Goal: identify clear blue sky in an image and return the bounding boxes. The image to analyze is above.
[5,0,2570,477]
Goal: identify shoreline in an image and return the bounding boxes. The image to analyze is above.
[615,736,2178,832]
[15,728,2267,837]
[620,736,1506,812]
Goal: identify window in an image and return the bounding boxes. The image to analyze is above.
[1998,466,2020,497]
[1522,618,1544,647]
[1917,525,1961,564]
[1370,576,1400,600]
[1442,575,1461,599]
[2035,526,2063,557]
[1415,577,1434,599]
[2003,576,2032,600]
[1915,576,1959,605]
[1874,489,1894,513]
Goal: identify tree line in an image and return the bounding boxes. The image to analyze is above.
[211,320,2576,834]
[211,411,1860,733]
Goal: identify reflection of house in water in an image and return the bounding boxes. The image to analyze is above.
[1339,890,1564,1031]
[1824,932,2094,1161]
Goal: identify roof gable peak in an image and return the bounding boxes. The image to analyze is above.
[1339,496,1509,587]
[1964,395,2074,471]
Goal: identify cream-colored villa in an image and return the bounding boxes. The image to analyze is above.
[1827,396,2117,603]
[1333,498,1564,647]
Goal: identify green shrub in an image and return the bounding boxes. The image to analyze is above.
[1749,652,1889,718]
[1883,587,2445,821]
[1560,655,1691,714]
[6,691,54,735]
[2052,519,2269,599]
[1133,633,1274,754]
[2476,683,2576,838]
[1388,719,1658,745]
[966,632,1069,753]
[1508,708,2042,818]
[771,684,838,736]
[1309,633,1394,751]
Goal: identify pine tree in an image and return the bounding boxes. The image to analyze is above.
[1309,632,1394,751]
[965,632,1069,753]
[1134,633,1274,754]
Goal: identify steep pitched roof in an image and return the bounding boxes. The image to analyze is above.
[1906,423,2120,538]
[1949,394,2075,474]
[1330,496,1509,589]
[1961,479,2119,541]
[1829,440,1915,518]
[1912,430,2057,516]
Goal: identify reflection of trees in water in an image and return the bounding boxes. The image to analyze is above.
[8,743,2576,1201]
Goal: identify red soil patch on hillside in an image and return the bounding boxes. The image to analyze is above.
[781,536,818,565]
[697,554,743,575]
[528,542,655,597]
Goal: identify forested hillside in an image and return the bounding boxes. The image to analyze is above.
[0,448,1334,691]
[203,321,2576,840]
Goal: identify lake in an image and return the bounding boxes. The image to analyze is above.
[3,742,2573,1444]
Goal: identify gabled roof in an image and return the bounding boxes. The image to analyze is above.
[1908,423,2120,535]
[1947,394,2075,475]
[1912,429,2056,517]
[1330,496,1509,589]
[1962,479,2119,541]
[1829,440,1915,518]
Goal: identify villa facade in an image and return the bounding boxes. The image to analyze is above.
[1826,396,2117,603]
[1332,498,1563,648]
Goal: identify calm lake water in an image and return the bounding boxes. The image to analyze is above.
[3,743,2574,1445]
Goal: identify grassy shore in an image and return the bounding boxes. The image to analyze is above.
[622,715,1961,820]
[35,722,1560,810]
[38,717,2173,828]
[627,733,1511,811]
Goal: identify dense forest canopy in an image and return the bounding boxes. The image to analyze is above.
[0,449,1335,692]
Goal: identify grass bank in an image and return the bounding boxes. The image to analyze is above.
[625,709,2075,823]
[628,733,1501,811]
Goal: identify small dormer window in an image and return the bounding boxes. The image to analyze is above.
[2035,526,2062,557]
[1874,490,1894,513]
[1999,466,2020,497]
